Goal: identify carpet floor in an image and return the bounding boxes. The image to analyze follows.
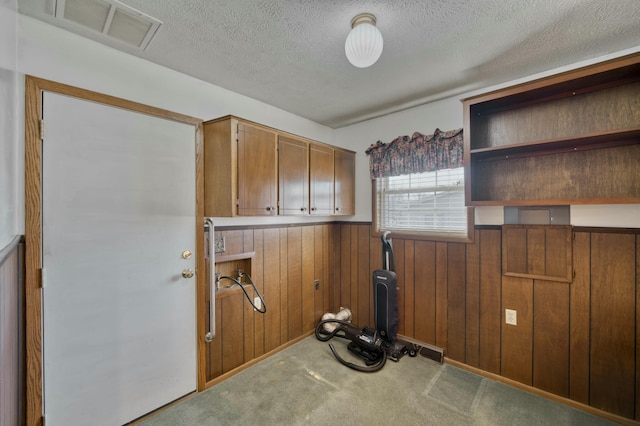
[140,336,618,425]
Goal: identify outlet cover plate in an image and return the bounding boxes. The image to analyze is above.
[505,309,517,326]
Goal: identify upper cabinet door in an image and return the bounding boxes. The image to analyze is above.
[278,136,309,215]
[309,143,334,215]
[334,149,355,215]
[237,122,278,216]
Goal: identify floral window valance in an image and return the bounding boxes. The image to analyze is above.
[365,128,463,179]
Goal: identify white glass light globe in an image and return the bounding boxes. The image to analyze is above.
[345,22,383,68]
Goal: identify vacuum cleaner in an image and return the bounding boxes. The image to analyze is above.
[315,231,418,372]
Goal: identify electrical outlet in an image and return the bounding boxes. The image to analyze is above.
[314,279,320,291]
[253,297,262,311]
[214,237,225,253]
[505,309,517,326]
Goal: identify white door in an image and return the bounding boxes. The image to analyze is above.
[42,92,197,425]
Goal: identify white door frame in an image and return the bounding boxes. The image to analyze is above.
[24,76,206,426]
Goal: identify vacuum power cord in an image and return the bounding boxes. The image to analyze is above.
[217,272,267,313]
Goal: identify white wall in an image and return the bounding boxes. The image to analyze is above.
[16,15,339,228]
[336,46,640,228]
[0,3,19,249]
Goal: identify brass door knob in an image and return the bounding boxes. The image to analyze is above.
[182,268,194,279]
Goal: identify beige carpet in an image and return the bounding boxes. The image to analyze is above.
[140,336,616,425]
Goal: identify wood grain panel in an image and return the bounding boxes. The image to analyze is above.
[472,144,640,202]
[570,232,590,404]
[526,227,545,276]
[435,242,448,349]
[447,242,466,362]
[314,225,325,323]
[242,231,255,363]
[302,226,315,333]
[278,136,309,215]
[253,229,265,357]
[590,233,636,418]
[206,298,223,380]
[357,225,371,326]
[286,228,302,340]
[220,230,244,256]
[533,280,569,396]
[340,225,351,309]
[465,230,480,367]
[479,229,502,374]
[544,227,571,280]
[503,226,527,275]
[280,229,289,343]
[221,293,244,373]
[414,241,436,344]
[392,238,405,336]
[403,240,415,338]
[263,228,281,352]
[501,275,533,385]
[350,226,359,323]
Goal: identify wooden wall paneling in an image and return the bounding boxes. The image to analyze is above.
[357,225,370,326]
[479,229,502,374]
[263,228,281,352]
[350,226,359,323]
[313,225,324,322]
[329,224,339,312]
[590,233,636,419]
[302,226,315,333]
[414,241,436,344]
[221,293,245,373]
[403,240,415,338]
[322,225,331,314]
[253,229,265,357]
[533,280,570,397]
[221,229,244,255]
[279,229,289,344]
[340,225,351,310]
[447,242,466,361]
[369,232,382,327]
[503,226,527,275]
[570,232,590,404]
[526,227,546,276]
[286,228,302,340]
[392,238,405,336]
[545,227,571,279]
[242,230,255,362]
[435,242,448,349]
[207,298,223,380]
[465,230,481,367]
[501,275,533,385]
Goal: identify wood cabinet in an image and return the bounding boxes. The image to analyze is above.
[203,115,356,217]
[203,117,277,216]
[334,149,355,215]
[278,136,309,215]
[463,53,640,206]
[309,143,334,215]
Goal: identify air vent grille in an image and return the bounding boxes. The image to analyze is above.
[55,0,161,50]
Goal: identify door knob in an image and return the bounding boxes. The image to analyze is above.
[182,268,194,279]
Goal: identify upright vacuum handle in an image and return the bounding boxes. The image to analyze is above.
[381,231,394,272]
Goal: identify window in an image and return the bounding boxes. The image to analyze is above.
[374,167,472,241]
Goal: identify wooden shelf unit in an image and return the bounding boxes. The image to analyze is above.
[463,53,640,206]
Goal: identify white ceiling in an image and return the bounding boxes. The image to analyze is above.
[16,0,640,128]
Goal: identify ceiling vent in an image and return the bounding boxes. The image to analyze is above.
[54,0,162,50]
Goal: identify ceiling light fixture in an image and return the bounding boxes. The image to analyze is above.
[345,13,383,68]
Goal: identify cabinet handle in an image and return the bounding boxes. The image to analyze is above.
[335,207,341,212]
[266,206,275,213]
[310,207,317,213]
[300,207,307,212]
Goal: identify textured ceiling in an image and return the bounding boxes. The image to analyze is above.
[16,0,640,128]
